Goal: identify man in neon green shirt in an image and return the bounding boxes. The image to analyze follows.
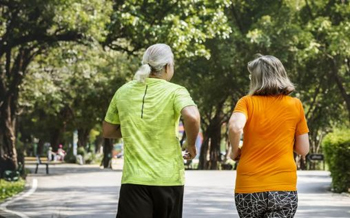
[103,44,200,218]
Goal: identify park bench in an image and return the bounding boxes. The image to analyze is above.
[24,156,62,174]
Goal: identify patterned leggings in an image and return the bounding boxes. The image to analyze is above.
[235,191,298,218]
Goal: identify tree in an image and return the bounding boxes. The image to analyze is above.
[243,0,350,160]
[299,0,350,122]
[104,0,231,58]
[101,0,232,168]
[175,36,249,169]
[19,43,132,167]
[0,0,111,171]
[10,0,231,170]
[176,0,350,169]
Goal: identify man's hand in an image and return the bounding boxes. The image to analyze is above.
[183,145,197,160]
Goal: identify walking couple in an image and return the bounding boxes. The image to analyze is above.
[103,43,309,218]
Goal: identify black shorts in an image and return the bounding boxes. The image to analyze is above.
[116,184,184,218]
[235,191,298,218]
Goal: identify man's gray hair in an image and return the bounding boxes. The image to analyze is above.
[134,44,174,83]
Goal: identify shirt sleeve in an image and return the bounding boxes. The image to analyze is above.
[104,91,120,125]
[174,87,196,114]
[233,97,249,119]
[295,99,309,136]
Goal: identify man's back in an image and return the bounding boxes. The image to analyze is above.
[105,78,195,186]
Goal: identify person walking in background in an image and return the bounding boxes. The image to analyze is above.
[228,54,309,218]
[103,43,200,218]
[47,147,56,161]
[57,144,66,161]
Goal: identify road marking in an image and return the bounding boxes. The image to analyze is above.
[0,178,38,218]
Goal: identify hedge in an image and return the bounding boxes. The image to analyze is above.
[322,129,350,193]
[0,179,26,201]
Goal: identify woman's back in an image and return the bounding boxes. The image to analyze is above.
[234,95,308,193]
[230,54,309,217]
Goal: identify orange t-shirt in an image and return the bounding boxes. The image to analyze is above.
[233,95,309,193]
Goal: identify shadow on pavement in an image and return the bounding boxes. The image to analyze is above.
[183,186,237,218]
[25,164,122,176]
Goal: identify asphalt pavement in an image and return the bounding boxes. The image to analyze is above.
[0,163,349,218]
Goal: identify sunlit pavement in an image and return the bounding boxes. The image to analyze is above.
[0,164,349,218]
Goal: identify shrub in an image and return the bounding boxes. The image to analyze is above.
[322,129,350,193]
[84,152,103,164]
[77,147,86,156]
[64,148,76,163]
[0,179,26,201]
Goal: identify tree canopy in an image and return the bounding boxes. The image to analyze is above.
[0,0,349,171]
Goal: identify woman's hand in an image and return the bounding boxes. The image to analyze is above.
[233,148,242,161]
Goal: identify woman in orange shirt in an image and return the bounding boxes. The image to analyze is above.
[229,55,309,218]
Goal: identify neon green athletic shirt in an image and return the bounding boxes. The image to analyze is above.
[105,78,196,186]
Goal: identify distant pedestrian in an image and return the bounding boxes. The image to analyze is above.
[47,147,56,161]
[57,144,66,161]
[103,43,200,218]
[228,54,310,217]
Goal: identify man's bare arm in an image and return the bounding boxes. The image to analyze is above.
[182,106,200,160]
[102,121,122,139]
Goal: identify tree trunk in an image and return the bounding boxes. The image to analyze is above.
[209,122,222,170]
[1,48,37,171]
[330,58,350,122]
[0,103,18,171]
[50,128,62,151]
[198,137,209,169]
[198,123,222,170]
[37,139,45,156]
[102,138,113,168]
[198,102,225,170]
[78,128,90,148]
[95,136,103,153]
[300,156,307,170]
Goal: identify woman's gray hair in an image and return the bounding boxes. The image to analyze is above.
[247,54,295,96]
[134,43,174,83]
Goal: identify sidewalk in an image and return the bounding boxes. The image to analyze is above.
[0,164,349,217]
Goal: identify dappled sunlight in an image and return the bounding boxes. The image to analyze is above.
[0,166,349,217]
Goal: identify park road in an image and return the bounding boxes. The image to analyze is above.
[0,164,349,218]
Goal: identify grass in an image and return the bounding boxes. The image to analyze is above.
[0,179,26,201]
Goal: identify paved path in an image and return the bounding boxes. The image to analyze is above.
[0,164,349,218]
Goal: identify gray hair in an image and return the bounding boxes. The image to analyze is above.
[247,54,295,96]
[134,43,174,83]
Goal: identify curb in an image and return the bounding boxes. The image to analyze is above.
[0,178,38,218]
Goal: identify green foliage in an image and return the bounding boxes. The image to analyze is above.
[4,0,349,171]
[84,152,102,164]
[0,0,111,46]
[0,179,25,201]
[105,0,231,58]
[89,129,100,145]
[227,0,350,155]
[77,147,86,156]
[0,0,112,170]
[19,43,131,145]
[322,129,350,193]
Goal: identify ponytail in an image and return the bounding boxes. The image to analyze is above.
[134,64,151,83]
[134,44,174,83]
